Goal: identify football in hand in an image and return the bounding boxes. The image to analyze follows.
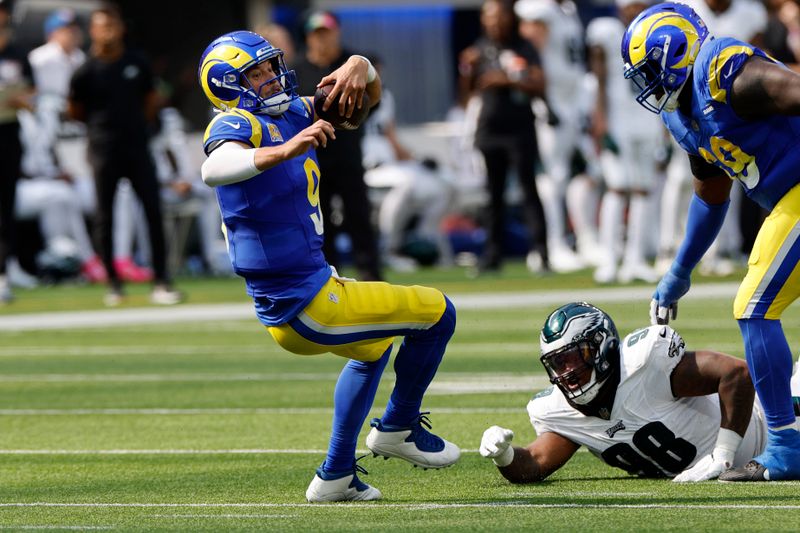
[313,83,370,130]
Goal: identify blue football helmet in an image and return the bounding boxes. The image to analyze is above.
[621,2,710,113]
[540,302,619,405]
[198,30,298,115]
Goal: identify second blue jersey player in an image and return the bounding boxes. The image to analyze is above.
[623,3,800,481]
[198,31,460,501]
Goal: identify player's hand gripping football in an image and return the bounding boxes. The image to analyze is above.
[650,266,691,325]
[480,426,515,467]
[672,452,731,482]
[318,56,370,118]
[283,120,336,160]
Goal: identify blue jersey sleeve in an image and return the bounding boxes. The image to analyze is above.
[203,110,263,154]
[705,38,761,105]
[298,96,315,125]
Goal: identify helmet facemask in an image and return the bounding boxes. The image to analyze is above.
[539,303,620,406]
[239,54,298,116]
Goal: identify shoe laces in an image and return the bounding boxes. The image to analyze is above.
[409,412,443,449]
[354,454,370,477]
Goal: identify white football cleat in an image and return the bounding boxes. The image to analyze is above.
[7,257,37,288]
[150,285,183,305]
[548,244,585,274]
[593,262,617,284]
[306,464,382,503]
[617,261,659,284]
[366,413,460,469]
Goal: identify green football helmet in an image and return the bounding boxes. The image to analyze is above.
[540,302,620,405]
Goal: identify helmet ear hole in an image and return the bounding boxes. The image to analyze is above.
[674,42,686,57]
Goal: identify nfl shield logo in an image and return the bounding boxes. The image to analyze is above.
[267,123,283,143]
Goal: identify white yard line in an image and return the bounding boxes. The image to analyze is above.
[0,405,524,415]
[1,501,800,509]
[0,283,740,331]
[0,448,577,455]
[0,342,535,357]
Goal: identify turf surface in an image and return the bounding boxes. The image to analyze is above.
[2,262,800,531]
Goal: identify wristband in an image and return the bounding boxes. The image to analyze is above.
[353,55,377,83]
[492,445,514,467]
[712,427,742,466]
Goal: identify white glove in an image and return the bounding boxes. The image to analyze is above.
[480,425,515,467]
[673,427,741,482]
[672,453,731,482]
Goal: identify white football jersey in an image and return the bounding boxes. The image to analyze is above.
[528,325,766,477]
[541,0,585,110]
[586,16,662,143]
[685,0,767,43]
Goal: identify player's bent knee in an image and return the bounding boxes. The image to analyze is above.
[420,295,456,339]
[440,296,457,332]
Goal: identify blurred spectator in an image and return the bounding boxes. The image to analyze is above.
[515,0,595,273]
[361,56,454,271]
[21,8,106,284]
[764,0,800,65]
[150,106,231,275]
[587,0,662,284]
[458,0,548,275]
[292,10,383,281]
[254,22,296,64]
[26,8,84,178]
[0,0,36,302]
[68,4,181,305]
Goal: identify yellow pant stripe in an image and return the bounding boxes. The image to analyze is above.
[734,183,800,319]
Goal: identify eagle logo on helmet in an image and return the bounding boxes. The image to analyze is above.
[198,30,299,116]
[621,2,710,113]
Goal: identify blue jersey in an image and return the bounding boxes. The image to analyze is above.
[202,97,331,325]
[662,37,800,210]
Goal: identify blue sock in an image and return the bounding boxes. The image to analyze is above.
[739,318,795,429]
[382,297,456,427]
[323,346,391,473]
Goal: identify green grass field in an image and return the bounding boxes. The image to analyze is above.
[2,263,800,531]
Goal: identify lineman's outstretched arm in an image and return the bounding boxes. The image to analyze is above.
[651,168,731,325]
[671,350,755,482]
[480,426,580,483]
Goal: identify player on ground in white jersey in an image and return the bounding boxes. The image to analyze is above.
[479,302,785,482]
[587,0,664,285]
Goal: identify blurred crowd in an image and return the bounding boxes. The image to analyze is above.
[1,0,797,305]
[448,0,796,281]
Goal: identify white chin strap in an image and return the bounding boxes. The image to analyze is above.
[264,92,290,116]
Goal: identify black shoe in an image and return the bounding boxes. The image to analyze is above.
[718,460,769,482]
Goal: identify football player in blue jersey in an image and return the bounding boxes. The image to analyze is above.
[622,2,800,481]
[197,31,460,501]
